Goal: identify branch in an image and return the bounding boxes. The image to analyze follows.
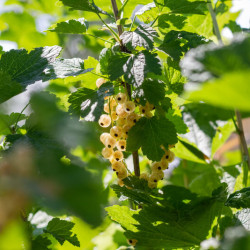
[111,0,140,177]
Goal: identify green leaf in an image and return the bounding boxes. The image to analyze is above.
[120,25,158,51]
[99,48,113,75]
[132,79,165,105]
[108,51,162,87]
[0,112,26,135]
[59,0,108,15]
[181,35,250,82]
[107,185,227,249]
[159,30,208,61]
[185,71,250,111]
[165,109,188,134]
[226,188,250,209]
[234,209,250,231]
[127,116,178,161]
[136,3,158,24]
[68,82,114,121]
[45,218,80,246]
[48,18,88,34]
[31,235,52,250]
[0,46,92,103]
[154,0,208,14]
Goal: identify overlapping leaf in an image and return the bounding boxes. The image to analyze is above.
[45,218,80,246]
[120,25,158,51]
[226,188,250,209]
[127,116,178,161]
[48,18,88,34]
[68,82,114,121]
[108,51,162,87]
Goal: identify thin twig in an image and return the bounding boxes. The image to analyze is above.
[111,0,123,36]
[207,2,250,170]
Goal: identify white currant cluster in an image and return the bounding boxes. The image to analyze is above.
[140,146,175,188]
[96,78,175,189]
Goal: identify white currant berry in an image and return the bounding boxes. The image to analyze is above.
[111,111,118,121]
[104,135,116,149]
[122,124,131,136]
[127,113,139,126]
[100,132,109,144]
[124,101,135,113]
[127,239,138,246]
[145,101,155,111]
[116,104,128,118]
[151,162,163,172]
[110,126,123,139]
[149,171,164,182]
[160,158,169,170]
[112,161,125,172]
[116,117,127,126]
[116,167,128,179]
[99,114,111,127]
[96,78,106,88]
[103,103,110,113]
[101,147,113,159]
[115,93,127,104]
[162,150,175,163]
[112,150,123,161]
[117,140,126,151]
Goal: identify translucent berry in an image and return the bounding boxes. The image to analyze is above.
[139,105,146,114]
[100,133,109,144]
[124,101,135,113]
[101,147,113,159]
[140,172,149,181]
[112,150,123,161]
[117,140,126,151]
[127,113,139,126]
[145,101,155,111]
[127,239,138,246]
[160,159,169,170]
[110,126,123,139]
[149,171,164,182]
[98,114,111,127]
[151,162,163,172]
[162,150,175,163]
[116,117,127,126]
[148,181,157,189]
[112,161,125,172]
[111,111,118,121]
[96,78,106,88]
[103,103,110,113]
[116,167,128,179]
[115,93,127,104]
[116,104,128,118]
[104,135,116,149]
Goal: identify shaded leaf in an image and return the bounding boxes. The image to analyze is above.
[120,25,158,51]
[68,82,114,121]
[226,188,250,209]
[45,218,80,246]
[31,235,52,250]
[127,116,178,161]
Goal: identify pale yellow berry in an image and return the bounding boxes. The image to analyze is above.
[116,167,128,179]
[111,111,118,121]
[104,103,110,113]
[145,101,155,111]
[115,93,127,104]
[112,161,125,172]
[148,181,157,189]
[140,172,149,181]
[116,140,126,151]
[100,133,109,144]
[101,147,113,159]
[127,113,139,126]
[149,171,164,182]
[110,126,123,139]
[96,78,106,88]
[116,104,128,118]
[151,162,163,172]
[162,150,175,163]
[160,158,169,170]
[112,150,123,161]
[139,105,147,114]
[116,117,127,126]
[104,135,116,149]
[98,114,111,127]
[127,239,138,246]
[124,101,135,113]
[122,124,131,137]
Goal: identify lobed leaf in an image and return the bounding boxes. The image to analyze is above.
[226,188,250,209]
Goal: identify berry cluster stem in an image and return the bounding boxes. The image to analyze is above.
[111,0,140,177]
[208,2,250,171]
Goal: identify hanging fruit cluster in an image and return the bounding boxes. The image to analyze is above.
[97,78,175,188]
